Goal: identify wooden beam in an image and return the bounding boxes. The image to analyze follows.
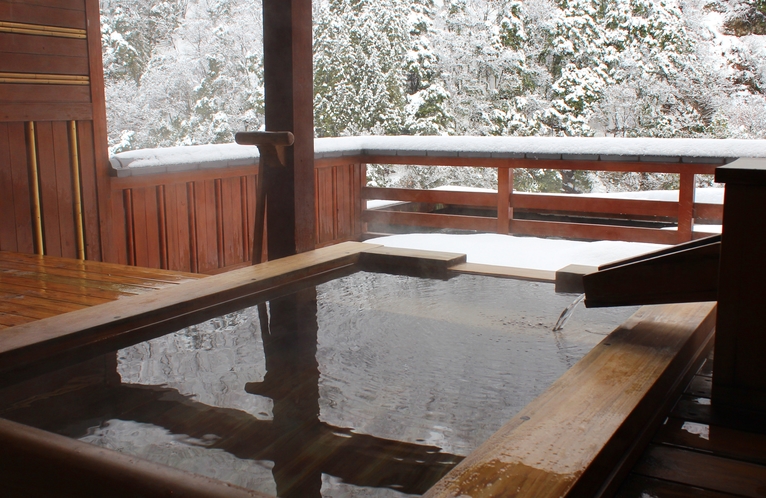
[713,158,766,412]
[0,418,270,498]
[262,0,315,258]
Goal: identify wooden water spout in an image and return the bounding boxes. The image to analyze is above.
[235,131,294,264]
[582,235,720,308]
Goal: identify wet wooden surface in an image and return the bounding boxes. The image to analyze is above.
[425,302,717,498]
[0,242,378,378]
[0,250,204,330]
[615,350,766,498]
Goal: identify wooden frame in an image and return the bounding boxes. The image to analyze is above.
[0,242,717,497]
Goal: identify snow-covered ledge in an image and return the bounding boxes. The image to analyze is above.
[110,136,766,178]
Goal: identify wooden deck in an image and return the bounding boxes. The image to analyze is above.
[0,251,204,330]
[616,349,766,498]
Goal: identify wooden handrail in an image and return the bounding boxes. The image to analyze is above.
[355,156,722,244]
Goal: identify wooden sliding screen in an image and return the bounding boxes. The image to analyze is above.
[0,0,110,261]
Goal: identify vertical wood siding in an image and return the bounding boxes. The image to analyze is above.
[0,0,109,262]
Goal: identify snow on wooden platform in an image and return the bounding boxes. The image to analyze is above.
[364,233,669,273]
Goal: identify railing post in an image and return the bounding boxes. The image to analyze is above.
[497,166,513,234]
[678,170,695,242]
[356,163,366,237]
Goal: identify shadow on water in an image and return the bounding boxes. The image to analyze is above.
[0,286,462,498]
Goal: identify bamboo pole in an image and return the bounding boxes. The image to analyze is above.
[69,121,85,260]
[26,122,44,255]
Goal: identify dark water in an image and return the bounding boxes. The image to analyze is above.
[0,272,636,497]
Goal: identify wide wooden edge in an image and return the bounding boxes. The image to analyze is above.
[0,242,378,371]
[424,301,717,498]
[449,262,556,283]
[0,418,270,498]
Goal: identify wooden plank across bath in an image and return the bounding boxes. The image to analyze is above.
[449,262,555,283]
[425,301,716,498]
[0,242,379,377]
[359,245,466,276]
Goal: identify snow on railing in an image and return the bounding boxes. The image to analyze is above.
[110,136,766,177]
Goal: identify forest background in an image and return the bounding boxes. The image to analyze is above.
[99,0,766,192]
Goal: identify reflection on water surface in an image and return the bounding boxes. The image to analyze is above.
[0,272,636,497]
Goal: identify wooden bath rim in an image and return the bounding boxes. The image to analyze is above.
[0,242,716,498]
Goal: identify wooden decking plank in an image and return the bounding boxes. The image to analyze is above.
[0,293,86,316]
[653,417,766,467]
[0,273,140,300]
[685,374,712,397]
[0,251,202,281]
[671,395,766,435]
[0,258,187,289]
[0,313,33,328]
[0,282,113,307]
[632,444,766,498]
[426,302,716,498]
[0,302,65,321]
[616,474,742,498]
[698,356,714,377]
[0,242,377,373]
[0,268,165,295]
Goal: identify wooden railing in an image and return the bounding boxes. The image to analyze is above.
[106,144,726,273]
[317,154,723,247]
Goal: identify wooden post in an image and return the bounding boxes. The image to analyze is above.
[262,0,315,259]
[496,166,514,234]
[678,170,694,242]
[85,0,113,263]
[713,158,766,413]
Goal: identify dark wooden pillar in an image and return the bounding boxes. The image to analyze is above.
[713,158,766,412]
[262,0,315,259]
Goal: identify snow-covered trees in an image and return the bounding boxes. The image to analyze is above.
[101,0,766,187]
[101,0,264,152]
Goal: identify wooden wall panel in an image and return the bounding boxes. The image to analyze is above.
[0,85,91,104]
[0,0,110,263]
[51,121,76,258]
[34,121,62,256]
[0,2,86,30]
[144,186,161,269]
[0,32,87,57]
[164,183,191,272]
[0,123,17,251]
[194,180,219,273]
[7,0,85,11]
[0,103,92,122]
[0,53,89,75]
[76,120,100,261]
[220,177,244,267]
[129,187,149,268]
[110,191,127,264]
[316,167,334,245]
[335,165,354,240]
[7,123,34,254]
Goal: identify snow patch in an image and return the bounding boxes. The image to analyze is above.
[365,233,667,272]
